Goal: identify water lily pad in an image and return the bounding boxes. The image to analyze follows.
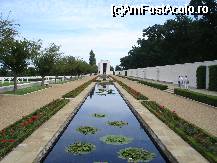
[92,113,106,118]
[118,147,156,162]
[100,135,133,145]
[66,142,96,155]
[107,120,128,128]
[107,89,115,94]
[76,126,98,135]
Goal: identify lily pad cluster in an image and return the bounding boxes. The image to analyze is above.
[66,142,96,155]
[92,113,106,118]
[76,126,98,135]
[100,135,133,145]
[118,147,156,162]
[107,89,115,94]
[107,120,128,128]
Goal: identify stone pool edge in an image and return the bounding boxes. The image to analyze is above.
[114,82,208,163]
[0,83,95,163]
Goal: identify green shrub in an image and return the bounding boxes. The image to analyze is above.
[0,99,69,159]
[174,88,217,107]
[209,65,217,91]
[138,80,168,90]
[141,101,217,162]
[196,66,206,89]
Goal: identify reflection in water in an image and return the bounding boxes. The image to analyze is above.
[89,86,95,99]
[43,83,167,163]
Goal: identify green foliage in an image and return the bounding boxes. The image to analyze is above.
[115,65,122,71]
[66,142,96,155]
[174,88,217,107]
[2,85,48,95]
[89,50,96,66]
[0,99,69,158]
[196,66,206,89]
[118,147,156,162]
[92,113,106,118]
[107,121,128,128]
[100,135,133,145]
[62,79,94,98]
[209,65,217,91]
[76,126,98,135]
[141,100,217,162]
[138,80,168,90]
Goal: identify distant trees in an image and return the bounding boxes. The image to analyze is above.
[120,0,217,69]
[115,65,122,71]
[88,50,97,74]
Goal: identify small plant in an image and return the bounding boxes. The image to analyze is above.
[66,142,96,155]
[100,135,133,145]
[76,126,98,135]
[107,120,128,128]
[118,147,156,162]
[92,113,106,118]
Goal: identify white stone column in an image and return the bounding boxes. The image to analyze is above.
[206,66,209,89]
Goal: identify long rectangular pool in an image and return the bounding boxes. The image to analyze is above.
[43,83,168,163]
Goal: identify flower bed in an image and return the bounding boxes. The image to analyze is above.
[62,78,96,98]
[174,88,217,107]
[141,100,217,162]
[0,99,69,159]
[111,77,148,100]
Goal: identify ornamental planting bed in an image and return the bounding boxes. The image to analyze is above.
[0,99,69,159]
[141,100,217,162]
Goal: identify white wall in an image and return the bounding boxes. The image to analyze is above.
[115,60,217,88]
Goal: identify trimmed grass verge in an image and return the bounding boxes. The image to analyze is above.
[2,85,48,95]
[174,88,217,107]
[141,101,217,162]
[111,77,148,100]
[62,79,94,98]
[138,80,168,90]
[0,99,69,159]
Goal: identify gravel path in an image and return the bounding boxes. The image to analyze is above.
[0,76,94,130]
[114,76,217,137]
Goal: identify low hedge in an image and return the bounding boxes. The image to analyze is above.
[209,65,217,91]
[138,80,168,90]
[62,78,95,98]
[196,66,206,89]
[141,101,217,162]
[174,88,217,107]
[111,77,148,100]
[0,99,69,159]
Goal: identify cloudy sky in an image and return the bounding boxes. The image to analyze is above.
[0,0,190,66]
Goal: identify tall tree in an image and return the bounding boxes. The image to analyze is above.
[0,39,35,91]
[89,50,96,66]
[33,43,61,86]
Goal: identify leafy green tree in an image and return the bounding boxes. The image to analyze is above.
[33,43,61,86]
[89,50,96,66]
[0,39,36,91]
[115,65,122,71]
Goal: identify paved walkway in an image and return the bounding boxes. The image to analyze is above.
[113,76,217,137]
[115,83,208,163]
[0,83,95,163]
[0,76,95,131]
[130,76,217,96]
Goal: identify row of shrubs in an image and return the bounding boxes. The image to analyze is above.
[0,99,69,159]
[117,75,168,90]
[141,101,217,163]
[174,88,217,107]
[62,78,96,98]
[111,77,148,100]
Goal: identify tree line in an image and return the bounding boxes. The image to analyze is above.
[119,0,217,70]
[0,16,97,90]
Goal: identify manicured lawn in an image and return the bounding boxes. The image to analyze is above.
[0,81,28,87]
[2,85,48,95]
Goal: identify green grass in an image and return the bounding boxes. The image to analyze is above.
[0,99,69,159]
[0,81,28,87]
[174,88,217,107]
[3,85,48,95]
[141,101,217,162]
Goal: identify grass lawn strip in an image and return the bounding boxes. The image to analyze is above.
[142,101,217,162]
[0,99,69,159]
[2,85,48,95]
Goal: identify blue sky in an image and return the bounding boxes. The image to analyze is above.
[0,0,190,66]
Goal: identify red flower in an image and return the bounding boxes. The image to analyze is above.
[159,105,164,109]
[172,110,176,114]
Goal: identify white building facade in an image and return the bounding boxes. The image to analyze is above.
[98,60,112,75]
